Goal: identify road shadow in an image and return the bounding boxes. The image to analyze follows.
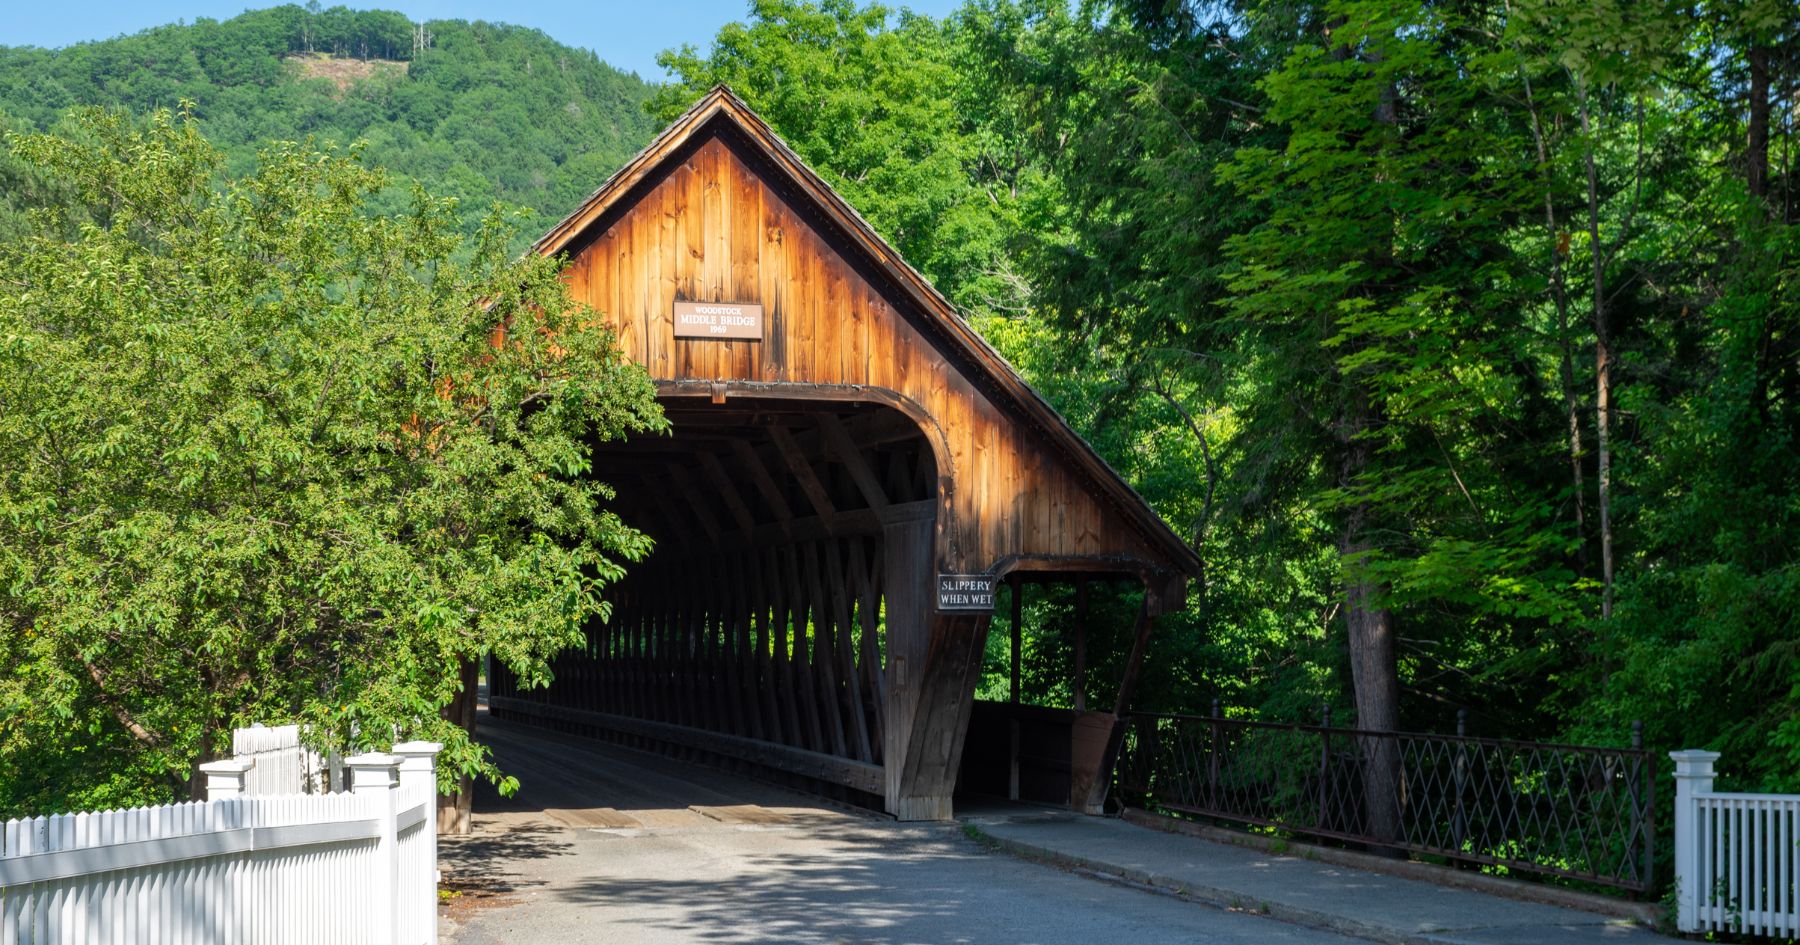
[439,823,574,913]
[546,818,998,944]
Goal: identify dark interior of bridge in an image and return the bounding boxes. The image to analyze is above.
[488,394,1146,815]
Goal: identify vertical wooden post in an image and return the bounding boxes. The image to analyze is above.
[1072,590,1157,814]
[1009,576,1023,802]
[1073,579,1088,712]
[882,514,933,816]
[1009,577,1023,705]
[881,507,992,821]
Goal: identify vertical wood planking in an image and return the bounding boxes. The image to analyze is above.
[699,139,727,382]
[728,147,762,381]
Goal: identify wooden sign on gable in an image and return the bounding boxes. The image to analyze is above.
[673,301,763,340]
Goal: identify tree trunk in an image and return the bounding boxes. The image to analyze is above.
[1520,65,1589,567]
[1338,29,1405,854]
[1748,43,1770,205]
[1579,84,1616,620]
[437,657,479,834]
[1340,389,1403,853]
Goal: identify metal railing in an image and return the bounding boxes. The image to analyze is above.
[1117,709,1656,892]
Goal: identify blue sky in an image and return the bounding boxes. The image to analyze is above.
[3,1,968,80]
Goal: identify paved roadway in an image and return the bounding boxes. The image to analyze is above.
[440,711,1369,945]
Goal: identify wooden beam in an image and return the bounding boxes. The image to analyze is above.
[664,464,726,544]
[1075,594,1158,814]
[769,424,839,528]
[731,438,795,536]
[825,539,873,762]
[819,413,889,512]
[654,500,933,557]
[849,537,886,761]
[698,451,758,533]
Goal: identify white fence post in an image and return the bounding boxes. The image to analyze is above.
[198,757,255,800]
[348,751,403,943]
[1670,749,1720,932]
[393,740,444,945]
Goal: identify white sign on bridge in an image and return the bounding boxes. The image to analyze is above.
[936,574,996,612]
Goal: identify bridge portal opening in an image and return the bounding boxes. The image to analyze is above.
[491,394,938,810]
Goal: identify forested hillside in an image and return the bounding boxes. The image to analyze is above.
[0,4,658,238]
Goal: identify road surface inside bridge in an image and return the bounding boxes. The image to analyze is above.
[439,710,1367,944]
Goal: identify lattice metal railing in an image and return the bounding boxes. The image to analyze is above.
[1118,712,1656,892]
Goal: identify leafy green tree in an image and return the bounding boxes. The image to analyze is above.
[0,106,665,817]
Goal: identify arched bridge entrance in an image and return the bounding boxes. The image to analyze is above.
[482,87,1198,823]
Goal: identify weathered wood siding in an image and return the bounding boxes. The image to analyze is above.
[558,130,1166,577]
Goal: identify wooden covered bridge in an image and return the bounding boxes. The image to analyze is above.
[485,87,1198,822]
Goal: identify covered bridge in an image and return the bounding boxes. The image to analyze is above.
[487,87,1198,821]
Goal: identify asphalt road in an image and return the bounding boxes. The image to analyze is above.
[439,712,1368,945]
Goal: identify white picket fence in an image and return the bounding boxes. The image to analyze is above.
[0,742,441,945]
[230,724,337,795]
[1672,749,1800,937]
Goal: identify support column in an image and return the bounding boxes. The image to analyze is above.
[1670,749,1720,932]
[348,752,402,944]
[890,613,991,820]
[1070,591,1157,814]
[1073,579,1088,712]
[1009,577,1023,802]
[394,741,444,945]
[882,513,932,817]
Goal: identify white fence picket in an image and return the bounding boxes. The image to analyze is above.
[230,725,332,796]
[1673,750,1800,938]
[0,742,441,944]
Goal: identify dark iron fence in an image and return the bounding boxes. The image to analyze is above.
[1117,709,1656,892]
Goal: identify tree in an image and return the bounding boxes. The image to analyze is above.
[0,106,666,816]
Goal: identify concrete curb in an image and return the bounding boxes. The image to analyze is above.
[964,822,1447,945]
[962,817,1671,945]
[1119,808,1665,928]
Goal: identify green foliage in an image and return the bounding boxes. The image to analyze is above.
[960,0,1798,771]
[0,106,666,816]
